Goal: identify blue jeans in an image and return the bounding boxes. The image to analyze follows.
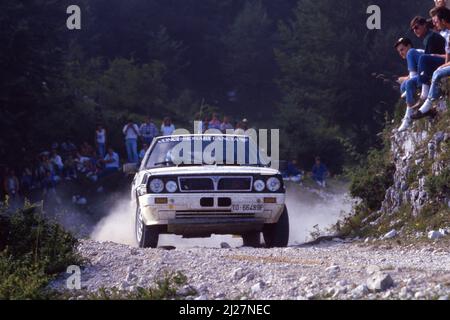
[400,76,419,105]
[125,139,138,163]
[418,55,446,85]
[407,49,424,72]
[98,143,106,158]
[428,66,450,100]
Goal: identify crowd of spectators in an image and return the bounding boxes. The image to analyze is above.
[0,114,256,204]
[396,0,450,131]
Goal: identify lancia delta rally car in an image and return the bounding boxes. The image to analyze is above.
[130,134,289,248]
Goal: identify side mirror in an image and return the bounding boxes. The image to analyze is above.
[123,163,138,175]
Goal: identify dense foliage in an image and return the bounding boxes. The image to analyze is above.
[0,203,81,299]
[0,0,433,172]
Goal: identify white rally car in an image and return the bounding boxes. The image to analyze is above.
[130,134,289,248]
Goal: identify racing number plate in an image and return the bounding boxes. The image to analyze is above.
[231,204,264,213]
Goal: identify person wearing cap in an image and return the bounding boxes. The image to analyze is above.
[409,16,446,111]
[395,37,423,131]
[413,6,450,120]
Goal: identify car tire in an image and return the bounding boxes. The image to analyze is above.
[263,205,289,248]
[242,232,261,247]
[135,205,159,248]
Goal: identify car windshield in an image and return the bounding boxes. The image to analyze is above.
[143,135,269,169]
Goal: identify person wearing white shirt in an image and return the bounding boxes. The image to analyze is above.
[161,117,175,136]
[95,124,107,157]
[123,120,140,163]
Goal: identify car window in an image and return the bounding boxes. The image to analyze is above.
[144,136,269,169]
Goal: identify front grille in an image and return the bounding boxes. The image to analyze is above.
[218,177,252,191]
[178,176,253,192]
[179,177,214,191]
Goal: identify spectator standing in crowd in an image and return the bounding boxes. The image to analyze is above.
[20,167,33,196]
[50,149,64,176]
[241,118,249,131]
[161,117,175,136]
[95,124,107,158]
[220,116,234,133]
[140,116,159,145]
[311,157,329,188]
[123,120,140,163]
[414,6,450,119]
[3,168,20,201]
[208,113,221,131]
[202,116,210,133]
[395,37,424,131]
[99,147,120,178]
[234,121,245,135]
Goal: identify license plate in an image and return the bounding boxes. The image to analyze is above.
[231,204,264,213]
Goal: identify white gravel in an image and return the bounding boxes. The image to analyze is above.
[52,238,450,300]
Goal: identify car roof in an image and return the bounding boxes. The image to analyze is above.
[155,134,249,139]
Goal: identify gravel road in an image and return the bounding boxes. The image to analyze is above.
[53,238,450,300]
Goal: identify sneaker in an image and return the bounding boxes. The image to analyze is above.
[411,109,436,120]
[398,117,412,132]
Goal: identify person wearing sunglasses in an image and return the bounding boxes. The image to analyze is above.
[409,16,445,106]
[413,6,450,119]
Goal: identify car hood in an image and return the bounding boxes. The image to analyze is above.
[144,166,280,176]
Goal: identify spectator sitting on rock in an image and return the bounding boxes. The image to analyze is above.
[409,16,446,111]
[98,147,120,179]
[413,6,450,120]
[311,157,329,188]
[395,37,423,131]
[161,117,176,136]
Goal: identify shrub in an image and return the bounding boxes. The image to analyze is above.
[425,168,450,199]
[349,148,395,211]
[0,203,82,299]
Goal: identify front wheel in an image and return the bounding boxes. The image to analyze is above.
[135,206,159,248]
[263,206,290,248]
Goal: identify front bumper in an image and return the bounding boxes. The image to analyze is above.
[137,193,285,235]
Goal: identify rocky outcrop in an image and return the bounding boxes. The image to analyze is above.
[380,101,449,217]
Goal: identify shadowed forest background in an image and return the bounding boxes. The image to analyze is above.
[0,0,432,173]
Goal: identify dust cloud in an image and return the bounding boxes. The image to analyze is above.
[90,182,352,248]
